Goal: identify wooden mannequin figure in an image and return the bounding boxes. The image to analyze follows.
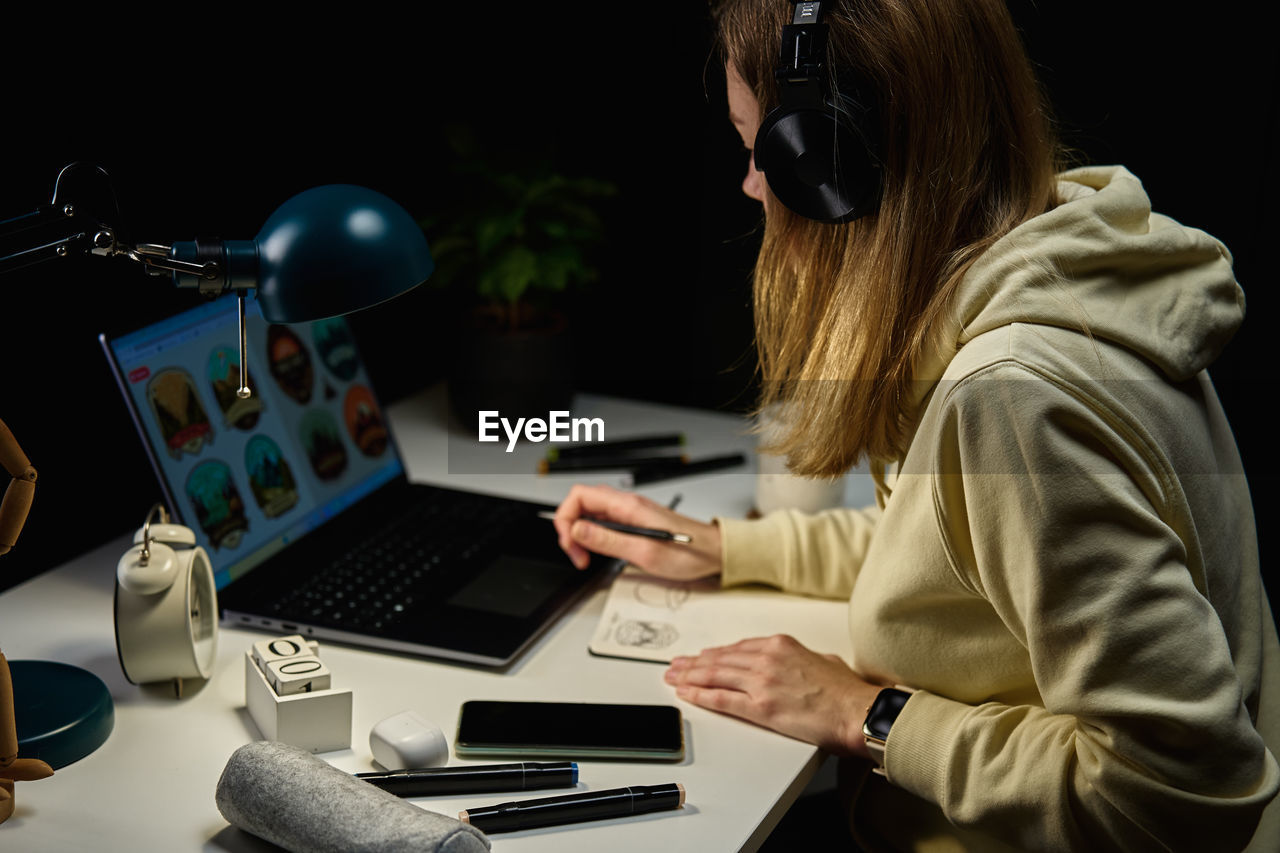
[1,649,54,823]
[2,417,53,823]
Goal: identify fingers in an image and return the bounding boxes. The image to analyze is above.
[663,650,788,727]
[663,640,790,706]
[667,684,755,719]
[550,484,723,580]
[552,484,631,568]
[551,484,671,569]
[662,636,823,712]
[662,636,875,757]
[682,634,803,659]
[568,516,668,566]
[555,484,662,529]
[663,653,760,691]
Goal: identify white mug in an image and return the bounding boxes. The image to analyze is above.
[753,405,847,515]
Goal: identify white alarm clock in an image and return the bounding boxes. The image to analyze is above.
[114,503,218,698]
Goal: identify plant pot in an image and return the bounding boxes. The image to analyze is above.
[446,311,575,430]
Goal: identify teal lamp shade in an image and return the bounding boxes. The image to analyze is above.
[254,185,434,323]
[169,185,434,323]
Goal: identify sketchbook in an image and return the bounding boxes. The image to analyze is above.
[588,567,853,664]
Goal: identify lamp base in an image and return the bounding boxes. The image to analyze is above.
[10,660,114,769]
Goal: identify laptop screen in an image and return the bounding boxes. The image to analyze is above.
[102,294,403,590]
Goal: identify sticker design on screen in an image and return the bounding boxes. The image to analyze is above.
[312,318,359,381]
[244,435,299,518]
[344,385,388,457]
[147,368,214,459]
[186,460,249,550]
[300,409,348,481]
[267,324,314,404]
[208,346,264,430]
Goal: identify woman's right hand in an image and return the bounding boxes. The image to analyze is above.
[550,484,723,581]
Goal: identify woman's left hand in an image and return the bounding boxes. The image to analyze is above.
[664,634,880,759]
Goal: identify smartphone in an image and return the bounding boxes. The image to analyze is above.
[455,700,685,761]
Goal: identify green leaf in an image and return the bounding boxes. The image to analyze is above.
[477,245,539,304]
[475,208,524,256]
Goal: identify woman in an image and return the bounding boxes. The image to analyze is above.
[551,1,1279,849]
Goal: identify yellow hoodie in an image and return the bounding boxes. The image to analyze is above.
[717,167,1280,851]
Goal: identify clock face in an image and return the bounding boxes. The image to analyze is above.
[188,548,219,678]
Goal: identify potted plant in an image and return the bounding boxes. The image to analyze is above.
[420,127,617,428]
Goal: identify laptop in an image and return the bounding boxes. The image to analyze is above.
[99,294,610,667]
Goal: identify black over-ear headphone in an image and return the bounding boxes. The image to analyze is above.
[753,1,881,223]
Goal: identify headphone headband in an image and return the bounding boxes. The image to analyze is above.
[779,4,825,79]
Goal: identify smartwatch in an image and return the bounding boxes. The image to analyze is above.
[861,687,913,776]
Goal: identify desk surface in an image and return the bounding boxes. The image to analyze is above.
[0,384,873,852]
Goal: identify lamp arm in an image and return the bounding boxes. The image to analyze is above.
[0,162,125,276]
[1,163,223,285]
[2,164,252,398]
[0,198,114,276]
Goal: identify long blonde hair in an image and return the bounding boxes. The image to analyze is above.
[714,0,1064,477]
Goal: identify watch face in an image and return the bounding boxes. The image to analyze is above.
[864,688,911,741]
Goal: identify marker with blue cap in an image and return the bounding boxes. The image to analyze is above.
[356,761,578,797]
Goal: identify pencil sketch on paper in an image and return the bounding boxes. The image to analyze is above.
[588,566,852,664]
[631,577,697,612]
[614,619,679,649]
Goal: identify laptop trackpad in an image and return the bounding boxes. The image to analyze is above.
[447,555,581,619]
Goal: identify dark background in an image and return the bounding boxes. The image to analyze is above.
[2,5,1276,595]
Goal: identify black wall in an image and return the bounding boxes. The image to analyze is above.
[2,5,1275,592]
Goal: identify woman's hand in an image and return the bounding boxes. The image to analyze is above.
[551,484,722,581]
[664,634,880,759]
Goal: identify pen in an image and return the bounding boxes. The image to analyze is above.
[538,454,687,474]
[548,434,685,461]
[622,453,748,487]
[355,761,578,796]
[537,511,693,544]
[460,783,686,833]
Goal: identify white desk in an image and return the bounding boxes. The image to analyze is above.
[0,384,874,852]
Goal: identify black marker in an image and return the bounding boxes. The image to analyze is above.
[548,434,685,461]
[460,783,686,833]
[622,453,748,487]
[538,454,686,474]
[355,762,577,797]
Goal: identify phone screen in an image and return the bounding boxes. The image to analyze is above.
[455,700,684,760]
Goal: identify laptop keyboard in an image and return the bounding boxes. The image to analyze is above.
[269,491,535,633]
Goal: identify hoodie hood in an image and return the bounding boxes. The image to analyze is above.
[922,166,1244,387]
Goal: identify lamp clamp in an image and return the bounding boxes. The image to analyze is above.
[126,243,222,283]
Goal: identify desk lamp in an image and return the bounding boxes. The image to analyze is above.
[0,162,434,786]
[2,162,435,397]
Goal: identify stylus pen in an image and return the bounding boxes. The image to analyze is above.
[538,454,687,474]
[622,453,748,487]
[460,783,686,833]
[355,762,578,796]
[537,511,692,544]
[548,434,685,461]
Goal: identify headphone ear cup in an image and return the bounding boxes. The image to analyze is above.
[754,105,880,223]
[117,540,179,595]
